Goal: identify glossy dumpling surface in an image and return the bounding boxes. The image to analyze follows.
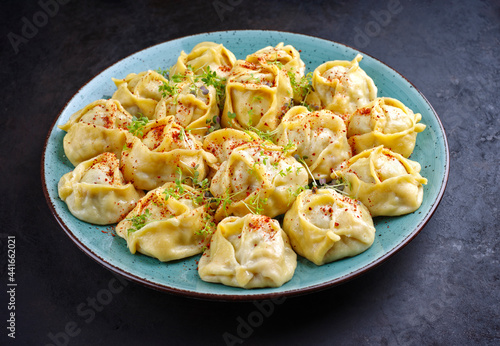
[170,41,237,80]
[275,106,351,181]
[202,128,256,167]
[120,116,217,191]
[112,70,168,118]
[58,99,132,166]
[154,76,219,140]
[246,42,305,79]
[283,188,375,265]
[210,141,308,219]
[307,54,377,114]
[221,60,292,131]
[198,214,297,288]
[347,97,426,157]
[332,146,427,216]
[58,152,144,225]
[116,182,215,262]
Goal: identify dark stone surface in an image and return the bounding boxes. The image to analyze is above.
[1,0,499,344]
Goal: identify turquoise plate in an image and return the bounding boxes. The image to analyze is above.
[42,30,449,301]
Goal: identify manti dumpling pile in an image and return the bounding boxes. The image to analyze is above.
[56,40,428,289]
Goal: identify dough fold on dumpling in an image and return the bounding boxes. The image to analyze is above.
[221,60,293,131]
[275,106,351,181]
[120,116,217,191]
[58,152,144,225]
[347,97,426,157]
[306,54,377,114]
[170,41,237,80]
[203,128,262,168]
[283,188,375,265]
[154,75,220,140]
[246,42,308,104]
[210,141,308,219]
[58,99,133,166]
[246,42,305,80]
[116,182,215,262]
[332,146,427,216]
[112,70,168,119]
[198,214,297,288]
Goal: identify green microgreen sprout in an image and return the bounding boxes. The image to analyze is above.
[259,150,270,165]
[247,109,255,127]
[126,209,152,235]
[247,73,261,84]
[156,68,169,78]
[200,66,227,110]
[321,176,352,196]
[127,115,149,138]
[206,114,221,133]
[188,83,198,95]
[245,126,279,144]
[268,59,284,69]
[282,140,295,155]
[170,72,185,83]
[294,154,317,187]
[227,111,237,125]
[252,95,264,103]
[196,213,216,237]
[159,80,180,100]
[288,70,314,109]
[246,161,260,178]
[178,127,194,149]
[163,165,213,209]
[287,185,306,204]
[242,193,268,215]
[214,190,245,217]
[158,165,217,239]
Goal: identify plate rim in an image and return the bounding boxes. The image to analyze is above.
[41,29,450,301]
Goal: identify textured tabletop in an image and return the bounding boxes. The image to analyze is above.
[1,0,499,344]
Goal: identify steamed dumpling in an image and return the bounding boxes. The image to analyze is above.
[154,75,220,140]
[347,97,426,157]
[116,182,215,262]
[202,128,256,167]
[221,60,293,131]
[120,116,217,190]
[275,106,351,181]
[58,99,133,166]
[198,214,297,288]
[246,42,307,103]
[112,70,168,118]
[58,152,144,225]
[210,141,308,219]
[332,146,427,216]
[306,54,377,114]
[170,41,237,80]
[246,42,305,80]
[283,188,375,265]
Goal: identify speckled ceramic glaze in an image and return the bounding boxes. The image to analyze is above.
[42,30,449,300]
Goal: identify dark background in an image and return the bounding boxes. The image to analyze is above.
[1,0,499,344]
